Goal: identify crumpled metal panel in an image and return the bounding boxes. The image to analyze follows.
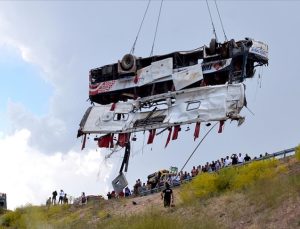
[80,83,245,135]
[89,59,174,96]
[89,58,234,97]
[151,58,173,80]
[112,173,128,194]
[137,58,173,86]
[172,63,203,90]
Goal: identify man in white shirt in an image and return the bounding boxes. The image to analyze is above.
[224,156,231,167]
[238,153,244,164]
[58,190,64,204]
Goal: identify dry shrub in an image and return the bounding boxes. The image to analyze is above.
[0,204,75,229]
[231,159,284,190]
[0,210,22,227]
[214,167,236,192]
[98,210,110,220]
[180,172,217,203]
[179,182,196,205]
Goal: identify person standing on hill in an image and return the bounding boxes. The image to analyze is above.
[46,197,52,208]
[244,154,251,162]
[58,190,64,204]
[63,193,68,204]
[52,190,57,205]
[238,153,244,164]
[81,192,87,204]
[125,187,131,197]
[224,156,231,167]
[161,182,174,207]
[231,154,238,165]
[107,192,112,199]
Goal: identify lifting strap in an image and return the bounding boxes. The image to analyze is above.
[194,122,201,141]
[119,142,131,173]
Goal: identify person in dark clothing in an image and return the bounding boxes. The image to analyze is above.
[231,154,238,165]
[161,183,174,207]
[52,190,57,205]
[125,187,131,197]
[46,197,51,208]
[211,161,216,171]
[81,192,87,204]
[244,154,251,162]
[63,194,68,204]
[107,192,112,199]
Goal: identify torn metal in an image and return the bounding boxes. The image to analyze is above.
[79,83,245,136]
[112,172,128,194]
[89,38,268,105]
[79,37,268,177]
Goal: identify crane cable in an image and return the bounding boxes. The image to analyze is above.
[130,0,152,55]
[205,0,218,42]
[150,0,164,56]
[176,122,218,180]
[214,0,228,42]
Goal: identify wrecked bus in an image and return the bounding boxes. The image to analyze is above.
[89,38,268,105]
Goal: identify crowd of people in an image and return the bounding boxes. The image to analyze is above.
[186,152,252,176]
[106,152,270,199]
[46,152,269,205]
[106,186,132,199]
[46,190,87,207]
[46,190,69,207]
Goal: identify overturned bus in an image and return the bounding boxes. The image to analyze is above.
[89,38,268,105]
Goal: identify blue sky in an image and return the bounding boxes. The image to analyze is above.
[0,45,52,127]
[0,1,299,209]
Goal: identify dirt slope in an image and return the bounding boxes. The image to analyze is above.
[86,157,300,228]
[103,188,182,216]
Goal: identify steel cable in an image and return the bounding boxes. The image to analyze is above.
[150,0,164,56]
[214,0,227,41]
[205,0,218,42]
[130,0,152,54]
[176,122,218,180]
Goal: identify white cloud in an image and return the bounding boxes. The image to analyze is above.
[0,129,113,210]
[7,101,70,154]
[0,2,90,154]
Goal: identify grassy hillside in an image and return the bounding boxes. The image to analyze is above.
[1,154,300,229]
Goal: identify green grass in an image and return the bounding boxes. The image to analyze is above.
[97,209,221,229]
